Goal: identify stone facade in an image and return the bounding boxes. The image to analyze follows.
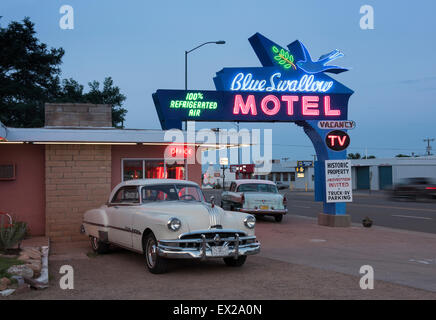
[45,103,112,127]
[45,144,111,242]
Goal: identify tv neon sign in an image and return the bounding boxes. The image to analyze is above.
[233,94,341,117]
[230,73,333,93]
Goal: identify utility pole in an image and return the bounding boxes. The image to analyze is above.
[423,138,435,156]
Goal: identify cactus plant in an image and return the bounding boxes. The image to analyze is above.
[0,221,28,253]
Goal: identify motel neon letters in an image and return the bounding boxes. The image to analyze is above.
[232,94,341,117]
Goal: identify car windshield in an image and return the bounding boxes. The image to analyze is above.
[141,184,205,202]
[237,183,278,193]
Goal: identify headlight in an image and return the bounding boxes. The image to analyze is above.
[167,217,182,231]
[244,215,256,229]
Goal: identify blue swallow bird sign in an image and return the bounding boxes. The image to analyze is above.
[153,33,354,226]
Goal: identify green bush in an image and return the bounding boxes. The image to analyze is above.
[0,221,28,253]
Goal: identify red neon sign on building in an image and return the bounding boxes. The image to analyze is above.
[233,94,341,117]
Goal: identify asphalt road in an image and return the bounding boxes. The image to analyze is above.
[284,191,436,234]
[203,189,436,234]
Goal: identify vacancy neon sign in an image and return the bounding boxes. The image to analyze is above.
[233,94,341,117]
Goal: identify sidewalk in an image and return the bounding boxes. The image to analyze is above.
[256,214,436,292]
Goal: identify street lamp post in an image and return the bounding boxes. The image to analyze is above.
[184,40,225,90]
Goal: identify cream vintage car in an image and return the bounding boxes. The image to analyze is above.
[221,179,287,222]
[81,179,260,274]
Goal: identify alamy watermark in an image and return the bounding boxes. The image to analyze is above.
[163,122,273,174]
[360,5,374,30]
[359,265,374,289]
[59,5,74,30]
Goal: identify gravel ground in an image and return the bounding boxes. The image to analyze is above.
[3,244,436,300]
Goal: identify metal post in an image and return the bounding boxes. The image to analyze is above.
[185,50,188,90]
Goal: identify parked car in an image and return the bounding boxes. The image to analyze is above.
[221,179,287,222]
[81,179,260,274]
[391,177,436,201]
[275,181,290,190]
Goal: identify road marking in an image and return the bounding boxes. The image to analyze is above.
[409,259,434,265]
[310,239,327,243]
[291,199,436,213]
[392,215,432,220]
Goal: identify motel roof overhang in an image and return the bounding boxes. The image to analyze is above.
[0,123,248,150]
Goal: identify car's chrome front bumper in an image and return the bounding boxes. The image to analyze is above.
[157,234,260,259]
[238,208,287,216]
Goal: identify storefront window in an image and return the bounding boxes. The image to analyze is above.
[283,173,289,181]
[144,160,165,179]
[166,162,185,180]
[123,160,143,181]
[122,159,187,181]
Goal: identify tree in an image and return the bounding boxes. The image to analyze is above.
[347,153,362,159]
[0,17,64,127]
[55,77,127,128]
[0,17,127,128]
[362,155,376,159]
[395,154,411,158]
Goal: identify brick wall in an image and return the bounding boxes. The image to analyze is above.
[45,145,111,242]
[45,103,112,127]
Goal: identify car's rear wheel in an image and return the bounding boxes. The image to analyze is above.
[89,236,110,254]
[223,255,247,267]
[274,214,283,222]
[144,233,168,274]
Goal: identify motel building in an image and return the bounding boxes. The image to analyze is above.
[0,103,228,242]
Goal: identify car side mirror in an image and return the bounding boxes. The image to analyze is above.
[210,196,215,205]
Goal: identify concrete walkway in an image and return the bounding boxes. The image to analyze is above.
[256,214,436,292]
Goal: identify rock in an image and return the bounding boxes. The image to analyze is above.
[18,253,30,261]
[21,247,41,260]
[0,277,11,290]
[26,260,42,278]
[0,289,15,296]
[7,264,34,279]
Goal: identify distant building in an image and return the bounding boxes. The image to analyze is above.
[350,157,436,190]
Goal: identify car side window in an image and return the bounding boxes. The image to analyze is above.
[112,186,139,204]
[230,182,236,192]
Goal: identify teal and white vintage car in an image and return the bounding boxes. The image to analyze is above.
[81,179,260,274]
[221,179,288,222]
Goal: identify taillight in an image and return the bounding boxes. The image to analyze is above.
[426,187,436,190]
[283,196,287,206]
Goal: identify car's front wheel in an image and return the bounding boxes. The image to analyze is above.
[274,215,283,222]
[89,236,110,254]
[223,255,247,267]
[144,233,168,274]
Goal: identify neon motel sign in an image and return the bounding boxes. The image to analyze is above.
[153,32,355,213]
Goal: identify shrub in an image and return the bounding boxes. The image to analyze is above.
[0,221,28,253]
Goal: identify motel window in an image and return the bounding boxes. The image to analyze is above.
[290,172,296,182]
[122,159,187,182]
[123,160,144,181]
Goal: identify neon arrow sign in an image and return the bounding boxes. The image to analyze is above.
[152,33,352,130]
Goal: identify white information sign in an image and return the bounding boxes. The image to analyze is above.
[325,160,353,203]
[219,157,229,165]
